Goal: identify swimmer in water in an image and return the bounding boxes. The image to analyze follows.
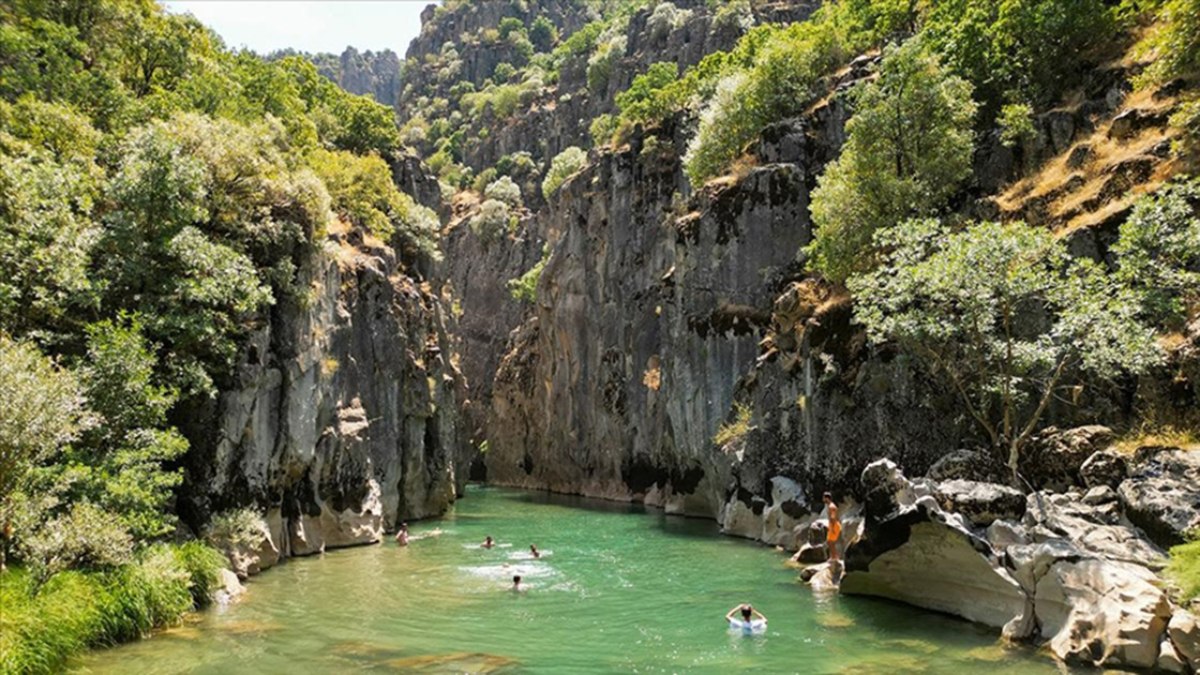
[482,536,495,549]
[395,522,409,546]
[530,544,541,559]
[511,575,523,592]
[725,603,767,626]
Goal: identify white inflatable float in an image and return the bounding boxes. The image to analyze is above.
[728,618,767,634]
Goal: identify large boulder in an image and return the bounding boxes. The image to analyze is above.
[1080,450,1129,489]
[1025,425,1115,490]
[845,462,1025,628]
[1119,447,1200,547]
[1023,490,1165,567]
[1034,558,1171,669]
[926,449,1006,483]
[935,479,1025,528]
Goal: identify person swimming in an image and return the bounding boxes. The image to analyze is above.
[725,603,767,632]
[395,522,409,547]
[482,536,495,549]
[511,575,523,592]
[529,544,541,559]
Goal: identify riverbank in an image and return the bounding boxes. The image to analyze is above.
[0,543,229,674]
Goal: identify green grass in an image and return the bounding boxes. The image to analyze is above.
[1168,536,1200,602]
[0,542,227,674]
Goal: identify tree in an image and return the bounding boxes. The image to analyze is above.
[807,39,976,283]
[849,219,1162,485]
[1112,178,1200,328]
[0,337,88,569]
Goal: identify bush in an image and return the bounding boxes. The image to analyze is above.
[484,175,523,206]
[712,0,755,33]
[998,102,1036,147]
[1112,178,1200,327]
[530,16,558,52]
[1136,0,1200,86]
[508,247,549,303]
[647,2,693,42]
[589,113,619,148]
[205,507,266,550]
[614,62,679,131]
[542,146,587,200]
[714,403,753,446]
[0,541,228,674]
[470,199,514,245]
[587,35,626,93]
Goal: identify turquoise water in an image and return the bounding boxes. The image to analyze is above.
[72,487,1058,674]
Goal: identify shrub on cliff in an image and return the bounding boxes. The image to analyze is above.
[1167,533,1200,601]
[470,199,515,245]
[485,175,523,206]
[849,219,1162,485]
[1112,178,1200,328]
[807,40,976,283]
[542,146,587,200]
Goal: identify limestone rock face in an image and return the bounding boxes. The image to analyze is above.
[1119,447,1200,547]
[181,230,465,564]
[1034,558,1171,669]
[843,515,1026,628]
[845,460,1182,670]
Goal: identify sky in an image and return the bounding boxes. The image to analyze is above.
[162,1,435,56]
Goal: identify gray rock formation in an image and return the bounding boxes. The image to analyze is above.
[1120,447,1200,547]
[182,228,465,565]
[843,459,1189,671]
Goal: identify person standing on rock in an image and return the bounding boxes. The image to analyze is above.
[823,492,841,563]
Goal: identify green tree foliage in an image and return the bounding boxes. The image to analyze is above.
[1137,0,1200,85]
[0,0,437,599]
[613,62,677,137]
[921,0,1117,116]
[807,40,976,283]
[849,219,1162,483]
[542,146,587,200]
[1112,178,1200,327]
[508,246,549,303]
[0,337,88,568]
[530,16,559,52]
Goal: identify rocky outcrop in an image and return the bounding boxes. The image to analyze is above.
[840,459,1190,671]
[1120,447,1200,547]
[180,226,465,563]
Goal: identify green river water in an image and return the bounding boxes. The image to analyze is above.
[71,487,1061,674]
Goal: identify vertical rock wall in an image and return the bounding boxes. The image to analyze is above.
[181,229,465,560]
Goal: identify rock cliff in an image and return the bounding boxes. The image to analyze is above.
[180,222,465,565]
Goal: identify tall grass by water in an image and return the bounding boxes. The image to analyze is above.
[0,542,227,675]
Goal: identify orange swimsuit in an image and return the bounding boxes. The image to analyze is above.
[827,520,841,542]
